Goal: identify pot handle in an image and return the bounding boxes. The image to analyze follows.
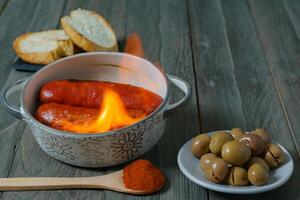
[2,78,29,120]
[164,74,192,117]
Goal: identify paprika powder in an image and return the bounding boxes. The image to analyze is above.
[123,159,165,192]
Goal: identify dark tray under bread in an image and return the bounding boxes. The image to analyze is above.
[13,58,44,72]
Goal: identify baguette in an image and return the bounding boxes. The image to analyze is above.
[13,30,74,65]
[61,8,118,52]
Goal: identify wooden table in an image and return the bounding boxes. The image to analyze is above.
[1,0,300,199]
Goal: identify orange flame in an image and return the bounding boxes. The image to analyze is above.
[60,89,145,133]
[124,33,144,57]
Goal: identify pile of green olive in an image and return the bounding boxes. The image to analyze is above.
[191,128,285,186]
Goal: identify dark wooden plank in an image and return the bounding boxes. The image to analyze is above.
[0,0,43,189]
[187,0,246,131]
[282,0,300,37]
[0,0,65,151]
[159,0,207,198]
[187,0,300,199]
[215,0,300,199]
[0,1,67,200]
[0,0,9,14]
[248,0,300,154]
[0,0,60,91]
[1,0,127,200]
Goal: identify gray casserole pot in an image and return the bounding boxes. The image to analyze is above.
[3,52,191,167]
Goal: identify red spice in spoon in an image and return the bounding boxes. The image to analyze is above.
[123,159,165,192]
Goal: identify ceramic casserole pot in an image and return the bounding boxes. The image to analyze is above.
[2,52,191,167]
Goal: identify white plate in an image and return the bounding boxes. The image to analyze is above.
[177,130,294,194]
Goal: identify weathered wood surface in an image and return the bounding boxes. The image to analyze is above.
[248,0,300,155]
[0,0,63,199]
[187,0,300,199]
[0,0,300,199]
[0,0,9,14]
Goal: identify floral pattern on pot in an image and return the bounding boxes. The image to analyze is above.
[144,114,165,148]
[109,130,144,161]
[40,134,75,162]
[77,138,109,166]
[27,111,165,168]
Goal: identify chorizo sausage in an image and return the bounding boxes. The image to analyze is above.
[35,103,146,132]
[40,80,163,114]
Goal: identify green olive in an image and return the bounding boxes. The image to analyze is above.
[263,143,285,168]
[252,128,271,144]
[239,134,266,155]
[248,163,269,186]
[200,153,216,172]
[209,132,233,155]
[225,166,248,186]
[204,157,228,183]
[221,141,251,166]
[230,128,245,140]
[191,134,211,158]
[246,157,270,172]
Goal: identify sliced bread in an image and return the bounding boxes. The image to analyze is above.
[13,30,74,65]
[61,9,118,52]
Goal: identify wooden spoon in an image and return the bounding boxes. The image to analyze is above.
[0,170,157,195]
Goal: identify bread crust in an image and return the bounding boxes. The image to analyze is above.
[61,10,118,52]
[13,30,74,65]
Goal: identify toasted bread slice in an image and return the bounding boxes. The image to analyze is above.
[61,9,118,52]
[13,30,74,65]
